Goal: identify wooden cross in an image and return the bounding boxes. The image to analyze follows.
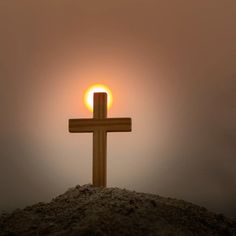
[69,92,132,187]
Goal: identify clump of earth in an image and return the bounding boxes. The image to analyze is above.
[0,184,235,235]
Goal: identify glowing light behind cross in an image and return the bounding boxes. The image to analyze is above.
[84,84,113,112]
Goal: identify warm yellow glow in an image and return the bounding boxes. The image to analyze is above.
[84,84,113,112]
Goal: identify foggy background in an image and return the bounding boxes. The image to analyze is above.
[1,1,236,217]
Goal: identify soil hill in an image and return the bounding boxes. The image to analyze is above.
[0,184,235,235]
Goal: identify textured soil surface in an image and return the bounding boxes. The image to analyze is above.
[0,184,236,236]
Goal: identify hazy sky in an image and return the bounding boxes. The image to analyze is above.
[1,1,236,217]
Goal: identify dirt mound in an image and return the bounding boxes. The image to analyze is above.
[0,184,235,236]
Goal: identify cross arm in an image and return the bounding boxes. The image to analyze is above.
[105,118,132,132]
[69,118,132,133]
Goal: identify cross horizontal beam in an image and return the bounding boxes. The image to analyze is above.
[69,118,132,133]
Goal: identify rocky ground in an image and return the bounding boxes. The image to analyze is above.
[0,184,236,236]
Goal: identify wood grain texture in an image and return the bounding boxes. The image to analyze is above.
[93,130,107,187]
[69,118,132,133]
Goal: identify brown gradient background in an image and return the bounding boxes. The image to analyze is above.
[0,1,236,217]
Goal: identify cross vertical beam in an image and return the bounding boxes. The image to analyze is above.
[93,93,107,187]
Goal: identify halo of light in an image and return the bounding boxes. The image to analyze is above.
[84,84,113,112]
